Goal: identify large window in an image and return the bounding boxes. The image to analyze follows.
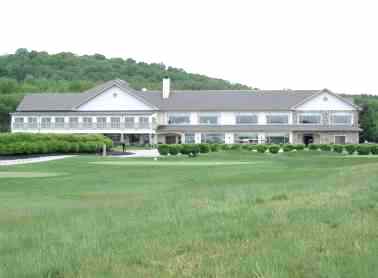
[69,117,79,128]
[184,133,195,144]
[199,113,219,125]
[266,133,289,144]
[234,133,259,144]
[41,117,52,128]
[331,113,353,125]
[201,133,225,143]
[27,117,38,129]
[83,117,93,128]
[125,117,134,128]
[96,117,106,128]
[298,113,321,124]
[236,114,258,124]
[266,114,289,124]
[14,117,24,128]
[139,117,149,128]
[110,117,121,128]
[168,113,190,125]
[55,117,65,128]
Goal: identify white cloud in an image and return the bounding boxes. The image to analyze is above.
[1,0,377,94]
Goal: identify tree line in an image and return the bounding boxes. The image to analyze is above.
[0,48,377,142]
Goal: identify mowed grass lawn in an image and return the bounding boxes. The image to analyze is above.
[1,152,378,278]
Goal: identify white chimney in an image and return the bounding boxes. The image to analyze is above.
[162,77,170,99]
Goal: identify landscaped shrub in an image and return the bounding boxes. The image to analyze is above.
[256,144,268,153]
[268,145,280,154]
[181,144,200,157]
[370,145,378,155]
[282,144,294,152]
[357,145,371,155]
[230,144,241,151]
[210,144,219,152]
[294,144,305,151]
[308,144,320,151]
[157,144,169,155]
[241,144,250,150]
[220,144,230,151]
[332,144,344,153]
[168,145,179,155]
[320,144,332,152]
[345,144,357,155]
[199,144,210,153]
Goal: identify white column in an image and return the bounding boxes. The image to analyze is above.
[258,132,266,144]
[225,132,234,144]
[194,132,202,144]
[289,132,294,144]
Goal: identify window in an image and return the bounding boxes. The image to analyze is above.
[139,117,149,128]
[125,117,134,128]
[201,133,225,143]
[234,133,259,144]
[335,135,346,144]
[266,114,289,124]
[110,117,120,128]
[168,113,190,125]
[199,113,219,125]
[83,117,93,128]
[236,114,258,124]
[298,113,321,124]
[14,117,24,128]
[331,113,352,125]
[41,117,51,128]
[266,133,289,144]
[96,117,107,128]
[184,133,195,144]
[69,117,79,128]
[28,117,38,129]
[55,117,65,128]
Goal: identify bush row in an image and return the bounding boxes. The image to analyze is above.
[0,133,113,156]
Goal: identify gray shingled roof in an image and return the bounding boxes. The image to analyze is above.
[15,79,339,112]
[157,125,362,133]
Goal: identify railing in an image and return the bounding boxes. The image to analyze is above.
[12,122,156,130]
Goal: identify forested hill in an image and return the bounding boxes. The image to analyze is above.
[0,48,249,93]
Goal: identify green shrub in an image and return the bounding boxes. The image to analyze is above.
[199,144,210,153]
[294,144,305,151]
[168,145,179,155]
[241,144,250,150]
[357,145,371,155]
[256,144,268,153]
[345,144,356,155]
[268,145,280,154]
[220,144,230,151]
[157,144,169,156]
[230,144,241,151]
[370,145,378,155]
[181,144,200,157]
[210,144,219,152]
[332,144,344,153]
[320,144,332,152]
[282,144,294,152]
[308,144,319,151]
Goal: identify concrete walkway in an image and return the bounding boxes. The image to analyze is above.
[113,149,160,158]
[0,155,75,166]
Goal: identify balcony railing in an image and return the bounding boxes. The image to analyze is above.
[12,122,156,130]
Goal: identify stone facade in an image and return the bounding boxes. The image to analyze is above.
[292,131,359,144]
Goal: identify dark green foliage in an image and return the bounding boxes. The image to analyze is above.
[220,144,230,151]
[345,144,357,155]
[356,145,371,155]
[268,145,280,154]
[157,144,169,155]
[230,144,241,151]
[371,145,378,155]
[282,144,294,152]
[241,144,250,150]
[354,95,378,143]
[198,144,210,153]
[332,144,344,153]
[294,144,305,151]
[308,144,320,151]
[209,144,219,152]
[271,194,289,201]
[256,144,268,153]
[168,145,180,155]
[180,144,200,157]
[320,144,332,152]
[0,133,108,155]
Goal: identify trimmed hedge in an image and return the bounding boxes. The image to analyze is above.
[157,144,169,155]
[371,145,378,155]
[332,144,344,153]
[0,133,112,156]
[308,144,320,151]
[283,144,294,152]
[345,144,356,155]
[199,144,210,153]
[294,144,305,151]
[320,144,332,152]
[268,145,280,154]
[210,144,220,152]
[356,145,371,155]
[256,144,268,153]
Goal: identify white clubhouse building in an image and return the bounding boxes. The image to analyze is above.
[11,79,361,145]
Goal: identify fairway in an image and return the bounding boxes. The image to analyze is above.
[1,151,378,277]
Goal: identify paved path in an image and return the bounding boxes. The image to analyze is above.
[0,155,75,166]
[113,149,160,158]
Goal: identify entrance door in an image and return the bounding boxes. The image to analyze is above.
[303,134,314,145]
[166,135,177,144]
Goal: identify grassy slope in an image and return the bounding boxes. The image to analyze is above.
[1,151,378,277]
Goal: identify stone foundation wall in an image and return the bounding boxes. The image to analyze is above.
[292,131,359,144]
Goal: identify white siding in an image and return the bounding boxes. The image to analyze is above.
[78,87,154,111]
[296,93,355,111]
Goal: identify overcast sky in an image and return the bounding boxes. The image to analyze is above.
[1,0,377,95]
